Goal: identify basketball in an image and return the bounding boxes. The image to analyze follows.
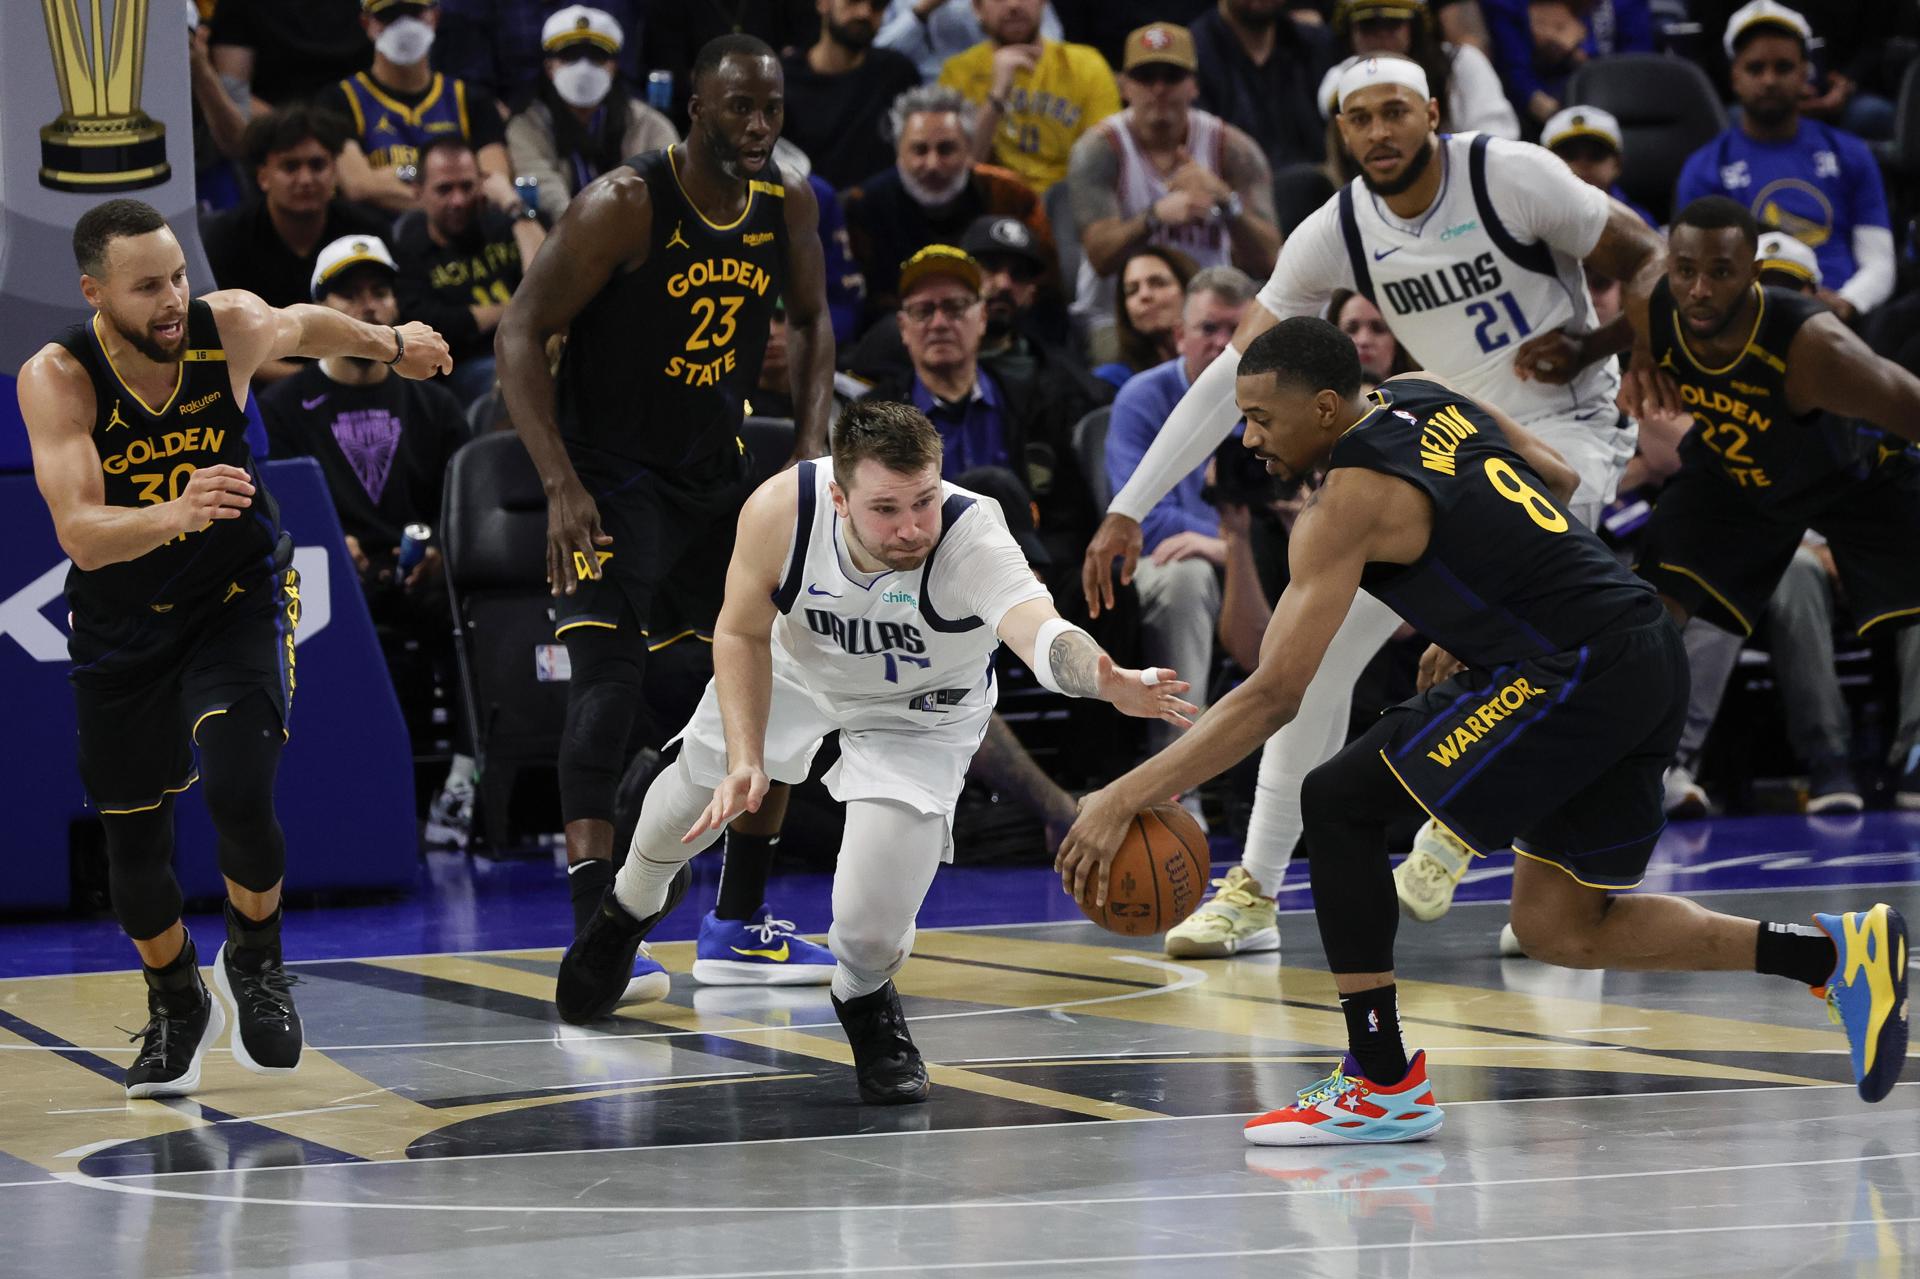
[1079,802,1210,936]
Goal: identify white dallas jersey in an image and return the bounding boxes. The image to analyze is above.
[767,460,1049,731]
[1257,132,1618,427]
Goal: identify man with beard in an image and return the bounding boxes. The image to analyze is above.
[781,0,923,190]
[495,35,839,982]
[1080,55,1667,957]
[1190,0,1338,176]
[17,199,452,1099]
[1674,1,1893,323]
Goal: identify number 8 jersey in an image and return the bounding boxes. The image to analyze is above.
[1330,377,1660,667]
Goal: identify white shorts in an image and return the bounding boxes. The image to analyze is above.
[671,669,994,862]
[1521,405,1638,529]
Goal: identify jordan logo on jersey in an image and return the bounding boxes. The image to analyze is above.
[667,222,691,250]
[105,400,130,432]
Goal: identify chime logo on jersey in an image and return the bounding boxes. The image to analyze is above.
[803,609,926,657]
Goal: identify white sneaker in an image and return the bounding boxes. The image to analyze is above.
[1394,821,1474,922]
[1163,866,1279,958]
[618,944,671,1005]
[1663,765,1708,820]
[1497,923,1526,958]
[425,779,474,850]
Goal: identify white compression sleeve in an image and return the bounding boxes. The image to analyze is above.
[1107,338,1246,523]
[1838,225,1896,315]
[828,799,946,1001]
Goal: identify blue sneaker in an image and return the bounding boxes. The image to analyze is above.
[1814,905,1910,1103]
[617,944,671,1006]
[692,906,836,986]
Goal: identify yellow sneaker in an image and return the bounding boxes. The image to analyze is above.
[1394,821,1474,922]
[1164,866,1280,958]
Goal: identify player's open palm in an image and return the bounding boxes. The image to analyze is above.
[1099,654,1197,728]
[171,464,254,531]
[684,765,768,844]
[546,479,612,596]
[388,321,455,380]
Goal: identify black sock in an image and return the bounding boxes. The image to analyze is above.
[568,858,614,935]
[715,832,779,921]
[1339,984,1408,1085]
[1755,921,1837,987]
[142,933,204,1010]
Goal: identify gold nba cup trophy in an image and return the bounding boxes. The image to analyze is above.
[40,0,171,192]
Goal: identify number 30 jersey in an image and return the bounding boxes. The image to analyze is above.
[557,146,786,479]
[1329,377,1660,667]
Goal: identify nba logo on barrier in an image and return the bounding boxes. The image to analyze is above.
[39,0,170,192]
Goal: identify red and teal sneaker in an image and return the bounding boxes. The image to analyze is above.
[1244,1050,1444,1146]
[1814,904,1910,1103]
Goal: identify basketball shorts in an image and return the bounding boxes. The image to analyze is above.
[1637,451,1920,637]
[1375,615,1688,890]
[69,562,301,815]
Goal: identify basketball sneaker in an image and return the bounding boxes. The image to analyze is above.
[424,777,474,850]
[556,863,691,1024]
[1244,1051,1443,1146]
[692,906,836,986]
[832,981,929,1105]
[1164,866,1279,958]
[1814,904,1910,1103]
[125,982,225,1100]
[617,944,671,1006]
[1393,821,1474,922]
[1663,764,1709,820]
[212,944,303,1074]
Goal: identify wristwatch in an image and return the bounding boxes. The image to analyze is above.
[1214,191,1244,222]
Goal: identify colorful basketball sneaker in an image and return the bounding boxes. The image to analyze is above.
[1393,821,1474,922]
[1163,866,1279,958]
[691,906,836,986]
[1244,1051,1444,1146]
[617,944,671,1006]
[1814,904,1910,1103]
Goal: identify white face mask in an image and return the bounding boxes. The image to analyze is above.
[375,17,435,66]
[552,61,614,110]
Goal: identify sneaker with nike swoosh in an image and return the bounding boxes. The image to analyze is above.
[692,904,836,986]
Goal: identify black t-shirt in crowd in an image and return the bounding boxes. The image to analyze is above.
[260,363,469,552]
[200,197,395,309]
[209,0,372,107]
[777,49,920,190]
[389,205,527,362]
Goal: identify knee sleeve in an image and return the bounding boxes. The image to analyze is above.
[559,626,645,824]
[828,800,944,1000]
[103,798,183,941]
[196,692,286,893]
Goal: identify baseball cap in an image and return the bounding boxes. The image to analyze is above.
[1723,0,1810,57]
[960,217,1047,272]
[1542,105,1624,155]
[542,5,623,54]
[312,235,398,300]
[362,0,436,13]
[1122,24,1197,75]
[1755,231,1821,286]
[898,244,983,299]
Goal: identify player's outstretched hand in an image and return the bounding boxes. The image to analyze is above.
[545,478,612,596]
[1055,786,1130,908]
[1098,654,1197,728]
[1512,328,1585,385]
[1618,356,1682,421]
[684,765,768,844]
[1417,643,1465,692]
[389,321,454,380]
[1082,513,1143,618]
[171,463,254,531]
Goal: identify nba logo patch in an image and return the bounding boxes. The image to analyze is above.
[1393,410,1418,424]
[1367,1009,1380,1033]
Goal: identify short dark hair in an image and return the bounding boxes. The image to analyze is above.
[241,103,349,173]
[73,199,168,277]
[1673,196,1759,252]
[420,133,478,177]
[1239,316,1363,399]
[833,399,944,487]
[691,33,778,91]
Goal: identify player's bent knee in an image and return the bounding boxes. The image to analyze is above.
[1509,896,1614,968]
[828,922,913,980]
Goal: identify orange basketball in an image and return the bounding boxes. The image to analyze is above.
[1079,802,1210,936]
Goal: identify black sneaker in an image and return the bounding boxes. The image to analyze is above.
[212,940,304,1073]
[555,862,691,1024]
[832,981,930,1105]
[1808,753,1864,815]
[125,983,225,1099]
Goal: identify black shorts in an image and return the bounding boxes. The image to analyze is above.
[1637,452,1920,637]
[70,564,301,815]
[552,448,750,640]
[1376,617,1688,891]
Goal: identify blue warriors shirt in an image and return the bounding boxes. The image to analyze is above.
[1675,121,1890,290]
[331,72,473,172]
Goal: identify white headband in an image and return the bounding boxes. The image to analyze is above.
[1334,56,1432,111]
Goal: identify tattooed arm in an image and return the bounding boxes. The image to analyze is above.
[995,598,1196,725]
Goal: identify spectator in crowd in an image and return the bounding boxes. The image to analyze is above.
[1686,0,1913,143]
[1481,0,1653,126]
[391,137,547,405]
[641,0,819,124]
[876,0,1062,80]
[1429,0,1494,54]
[1050,0,1215,69]
[1093,245,1195,389]
[1674,1,1895,322]
[1329,287,1413,381]
[437,0,646,101]
[1542,105,1657,227]
[1190,0,1336,178]
[188,17,254,212]
[964,215,1079,379]
[316,0,520,215]
[259,235,478,842]
[1103,266,1256,807]
[750,303,798,419]
[842,85,1052,318]
[1332,0,1516,137]
[938,0,1120,194]
[209,0,371,110]
[201,106,394,382]
[782,0,924,189]
[506,6,677,223]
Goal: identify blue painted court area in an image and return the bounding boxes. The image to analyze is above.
[7,811,1919,979]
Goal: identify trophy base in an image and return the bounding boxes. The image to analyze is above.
[39,114,170,193]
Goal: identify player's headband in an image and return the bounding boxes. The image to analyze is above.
[1334,56,1432,111]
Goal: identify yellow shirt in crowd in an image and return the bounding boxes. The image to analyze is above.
[939,39,1121,193]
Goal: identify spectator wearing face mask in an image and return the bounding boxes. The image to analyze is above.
[506,6,677,223]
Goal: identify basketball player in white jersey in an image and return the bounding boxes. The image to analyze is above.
[1081,55,1668,955]
[555,400,1195,1105]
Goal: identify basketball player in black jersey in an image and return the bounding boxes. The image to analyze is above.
[1058,317,1908,1144]
[1621,197,1920,645]
[496,35,836,958]
[17,200,451,1099]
